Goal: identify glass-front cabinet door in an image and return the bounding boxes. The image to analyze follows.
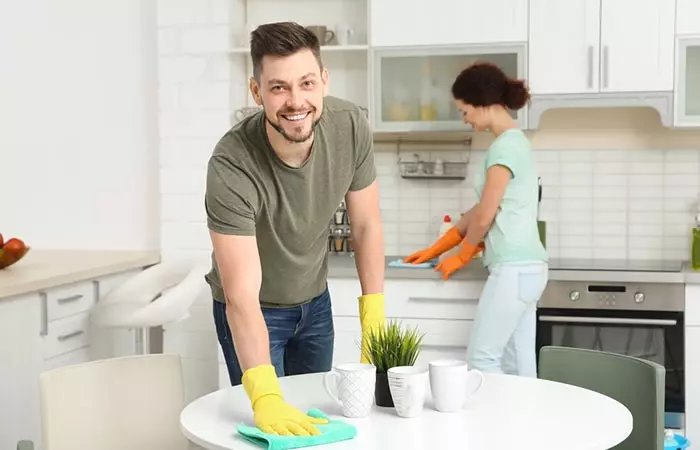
[371,44,527,132]
[675,37,700,127]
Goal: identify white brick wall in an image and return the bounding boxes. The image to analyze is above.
[157,0,232,405]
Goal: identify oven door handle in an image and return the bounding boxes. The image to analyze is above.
[538,315,677,326]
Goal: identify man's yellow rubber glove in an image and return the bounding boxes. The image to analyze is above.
[242,364,328,436]
[358,293,386,363]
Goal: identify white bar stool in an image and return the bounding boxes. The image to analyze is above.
[91,258,209,354]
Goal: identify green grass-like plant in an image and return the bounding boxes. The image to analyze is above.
[361,319,425,373]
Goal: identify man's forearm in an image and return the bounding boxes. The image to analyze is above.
[225,298,271,372]
[352,222,385,295]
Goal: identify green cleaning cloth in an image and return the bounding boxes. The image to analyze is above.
[236,409,357,450]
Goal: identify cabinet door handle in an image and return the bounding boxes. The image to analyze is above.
[57,330,85,342]
[40,293,48,336]
[602,45,609,89]
[57,294,83,305]
[587,46,594,88]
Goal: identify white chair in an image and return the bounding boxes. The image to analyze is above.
[90,258,210,354]
[39,354,189,450]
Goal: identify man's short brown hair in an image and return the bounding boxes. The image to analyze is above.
[250,21,323,81]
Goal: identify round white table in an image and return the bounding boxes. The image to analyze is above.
[181,372,632,450]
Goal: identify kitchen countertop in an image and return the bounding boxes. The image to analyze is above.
[328,255,700,284]
[0,249,161,300]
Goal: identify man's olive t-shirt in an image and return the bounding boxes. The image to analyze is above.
[204,96,376,307]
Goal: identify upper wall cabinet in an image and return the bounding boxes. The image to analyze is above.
[529,0,676,95]
[600,0,675,93]
[371,44,528,133]
[674,38,700,127]
[674,0,700,127]
[528,0,600,95]
[676,0,700,35]
[370,0,527,47]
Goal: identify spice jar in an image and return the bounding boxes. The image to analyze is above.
[333,228,345,252]
[346,229,354,252]
[334,209,345,225]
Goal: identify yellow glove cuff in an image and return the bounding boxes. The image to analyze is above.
[241,364,283,408]
[358,293,385,320]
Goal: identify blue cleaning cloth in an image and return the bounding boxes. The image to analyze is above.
[388,258,437,268]
[236,409,357,450]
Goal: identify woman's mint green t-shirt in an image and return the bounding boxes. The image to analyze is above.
[474,128,548,268]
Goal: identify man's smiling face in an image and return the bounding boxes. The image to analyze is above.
[250,48,328,144]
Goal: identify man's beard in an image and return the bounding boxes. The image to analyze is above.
[265,108,321,144]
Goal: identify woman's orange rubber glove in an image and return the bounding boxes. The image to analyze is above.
[434,240,485,280]
[403,226,463,264]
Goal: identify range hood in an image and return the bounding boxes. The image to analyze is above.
[527,91,674,129]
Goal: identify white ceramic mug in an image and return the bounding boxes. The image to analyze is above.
[429,359,484,412]
[387,366,429,418]
[324,363,376,418]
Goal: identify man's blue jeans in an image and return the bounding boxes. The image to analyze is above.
[213,286,335,386]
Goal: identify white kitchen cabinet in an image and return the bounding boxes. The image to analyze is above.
[600,0,676,93]
[676,0,700,35]
[370,0,527,48]
[684,283,700,445]
[685,325,700,445]
[372,44,528,132]
[328,277,484,366]
[0,268,144,450]
[528,0,601,95]
[674,37,700,127]
[528,0,676,95]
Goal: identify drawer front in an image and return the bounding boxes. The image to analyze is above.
[43,311,90,360]
[328,278,484,320]
[43,280,95,322]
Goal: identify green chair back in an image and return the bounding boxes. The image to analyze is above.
[538,346,665,450]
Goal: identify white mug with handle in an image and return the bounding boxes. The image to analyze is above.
[324,363,376,418]
[429,359,484,412]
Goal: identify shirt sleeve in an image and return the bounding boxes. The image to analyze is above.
[205,154,259,236]
[485,138,522,178]
[348,109,377,191]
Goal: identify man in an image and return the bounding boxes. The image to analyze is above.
[204,21,386,437]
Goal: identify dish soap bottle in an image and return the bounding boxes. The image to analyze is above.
[438,215,460,262]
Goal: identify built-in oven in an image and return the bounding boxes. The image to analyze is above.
[536,276,685,429]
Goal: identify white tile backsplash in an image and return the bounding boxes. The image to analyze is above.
[377,148,699,261]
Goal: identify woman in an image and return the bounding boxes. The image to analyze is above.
[404,62,548,377]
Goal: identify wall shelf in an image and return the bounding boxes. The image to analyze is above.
[398,160,467,180]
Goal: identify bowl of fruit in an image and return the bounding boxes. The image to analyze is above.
[0,233,30,269]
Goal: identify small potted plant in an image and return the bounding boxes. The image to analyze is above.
[361,319,425,407]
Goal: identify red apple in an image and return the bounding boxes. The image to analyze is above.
[0,232,3,247]
[4,238,26,254]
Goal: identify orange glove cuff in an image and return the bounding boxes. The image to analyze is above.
[457,240,481,262]
[432,226,464,254]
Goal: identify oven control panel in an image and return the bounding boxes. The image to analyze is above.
[540,281,684,311]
